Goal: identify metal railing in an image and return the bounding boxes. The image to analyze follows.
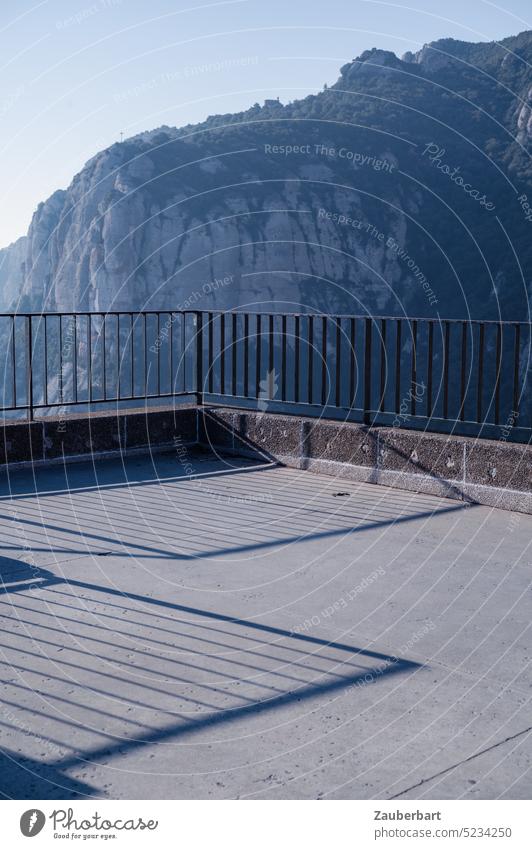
[0,311,530,441]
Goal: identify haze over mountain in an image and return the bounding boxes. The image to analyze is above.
[1,29,532,320]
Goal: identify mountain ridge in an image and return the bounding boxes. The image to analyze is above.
[1,29,531,319]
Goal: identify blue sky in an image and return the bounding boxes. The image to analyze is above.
[1,0,531,247]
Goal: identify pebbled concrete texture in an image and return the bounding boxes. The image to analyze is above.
[377,427,465,481]
[0,421,43,464]
[43,414,122,460]
[0,450,530,800]
[234,411,302,461]
[465,439,531,491]
[0,406,197,470]
[200,409,532,513]
[304,419,377,467]
[123,408,196,450]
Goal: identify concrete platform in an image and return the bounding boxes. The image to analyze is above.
[0,449,530,800]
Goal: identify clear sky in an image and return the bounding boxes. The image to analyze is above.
[1,0,531,248]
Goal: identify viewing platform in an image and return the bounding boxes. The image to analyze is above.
[1,444,530,799]
[0,310,530,799]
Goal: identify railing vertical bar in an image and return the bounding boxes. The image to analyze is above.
[88,314,93,404]
[143,313,147,397]
[118,314,123,399]
[220,312,226,396]
[460,322,467,422]
[208,312,214,395]
[117,315,122,400]
[349,318,355,409]
[27,316,33,420]
[321,316,327,407]
[167,313,172,398]
[196,311,203,403]
[181,312,186,393]
[156,313,160,398]
[116,315,122,399]
[294,315,300,403]
[364,318,372,425]
[243,313,249,397]
[232,312,237,397]
[43,317,49,407]
[59,315,63,406]
[427,321,433,417]
[11,317,16,409]
[73,316,78,404]
[495,322,502,425]
[395,319,401,414]
[308,315,313,404]
[443,321,450,420]
[102,314,107,400]
[255,314,261,399]
[380,318,386,412]
[335,316,341,407]
[269,313,274,400]
[410,319,417,417]
[281,314,287,401]
[513,323,520,419]
[477,323,484,423]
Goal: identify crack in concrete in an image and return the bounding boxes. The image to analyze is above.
[390,725,532,798]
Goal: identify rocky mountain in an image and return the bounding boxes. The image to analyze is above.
[2,30,532,320]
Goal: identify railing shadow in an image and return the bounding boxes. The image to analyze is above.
[0,556,62,595]
[360,427,476,504]
[203,409,478,505]
[0,750,98,800]
[0,447,272,501]
[1,564,422,798]
[0,442,461,798]
[0,485,468,565]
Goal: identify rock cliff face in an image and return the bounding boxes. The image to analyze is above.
[2,30,532,319]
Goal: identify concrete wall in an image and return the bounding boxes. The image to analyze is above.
[0,406,529,514]
[0,408,197,469]
[199,408,532,514]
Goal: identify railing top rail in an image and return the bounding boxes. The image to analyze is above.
[0,310,530,326]
[0,310,201,318]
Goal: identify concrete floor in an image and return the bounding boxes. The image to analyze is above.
[0,448,530,800]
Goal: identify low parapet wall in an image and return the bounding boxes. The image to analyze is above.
[199,408,532,514]
[0,407,197,469]
[0,406,529,514]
